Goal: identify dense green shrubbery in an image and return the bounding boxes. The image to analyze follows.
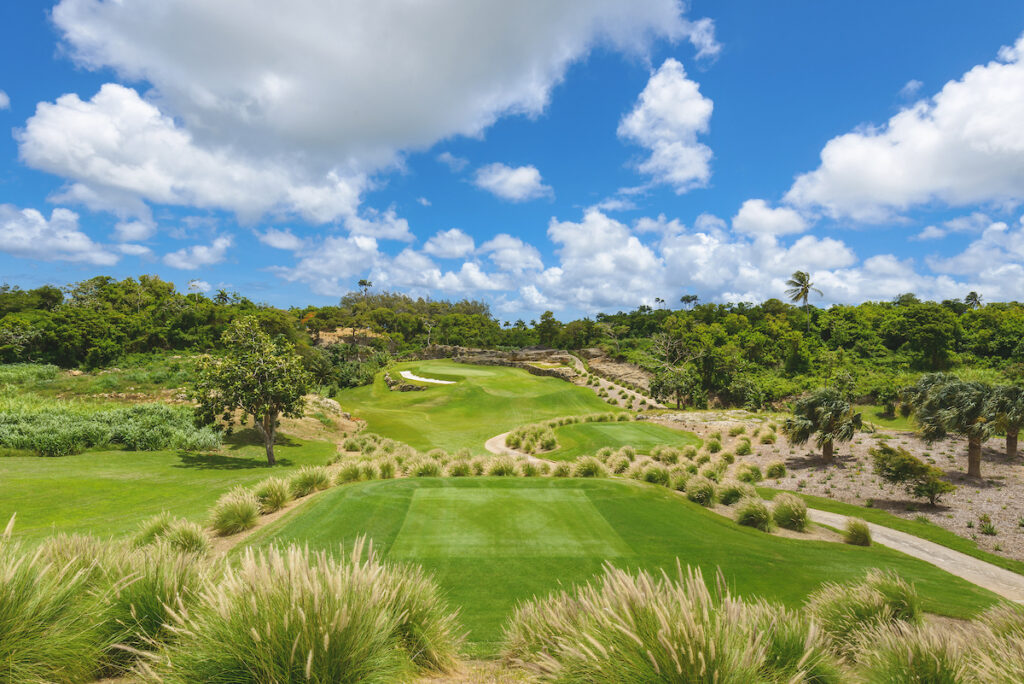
[0,397,219,456]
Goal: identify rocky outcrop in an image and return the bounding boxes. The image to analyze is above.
[416,346,578,382]
[383,372,426,392]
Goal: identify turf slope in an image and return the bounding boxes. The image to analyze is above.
[246,477,1000,655]
[336,359,623,452]
[544,421,701,461]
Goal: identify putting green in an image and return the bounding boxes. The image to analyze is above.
[337,360,621,452]
[246,477,1000,655]
[545,421,701,461]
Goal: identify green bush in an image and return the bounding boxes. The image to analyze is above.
[871,444,955,505]
[717,479,755,505]
[445,459,472,477]
[736,463,763,483]
[735,497,772,532]
[132,511,176,547]
[164,520,212,555]
[572,456,608,478]
[211,489,261,536]
[844,518,872,546]
[771,493,808,532]
[289,465,332,497]
[765,460,787,479]
[145,541,462,682]
[685,476,716,506]
[805,570,921,654]
[253,477,292,513]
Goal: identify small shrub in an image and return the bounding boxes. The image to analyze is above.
[375,457,397,479]
[521,462,540,477]
[445,460,472,477]
[551,462,571,477]
[360,462,380,481]
[164,520,211,555]
[132,511,175,547]
[337,462,363,484]
[736,463,763,484]
[289,465,331,497]
[407,458,443,478]
[572,456,608,478]
[735,497,772,532]
[735,439,752,456]
[685,476,716,506]
[981,521,998,536]
[487,457,520,477]
[708,439,722,454]
[772,493,808,532]
[606,454,631,474]
[717,480,755,506]
[642,464,670,487]
[729,425,746,437]
[211,489,261,536]
[765,460,787,479]
[670,472,691,491]
[253,477,292,513]
[760,432,777,445]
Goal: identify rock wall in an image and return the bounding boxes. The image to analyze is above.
[415,346,578,382]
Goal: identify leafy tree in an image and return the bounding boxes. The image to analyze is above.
[870,444,955,505]
[783,388,863,462]
[986,384,1024,459]
[191,317,311,465]
[535,311,562,347]
[903,374,992,478]
[785,270,822,332]
[650,366,704,408]
[679,294,699,309]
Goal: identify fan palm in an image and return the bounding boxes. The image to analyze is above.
[986,385,1024,459]
[783,387,862,462]
[785,271,822,332]
[905,374,993,478]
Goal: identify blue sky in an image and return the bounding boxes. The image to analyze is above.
[2,1,1024,320]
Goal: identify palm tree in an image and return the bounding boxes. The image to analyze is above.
[785,271,822,332]
[965,291,983,310]
[986,385,1024,459]
[905,374,993,478]
[357,279,373,297]
[783,388,863,462]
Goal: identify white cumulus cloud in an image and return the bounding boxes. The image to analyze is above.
[474,163,552,202]
[423,228,475,259]
[617,58,713,193]
[787,32,1024,221]
[0,204,118,265]
[731,199,809,237]
[163,235,234,270]
[257,227,304,250]
[0,90,9,110]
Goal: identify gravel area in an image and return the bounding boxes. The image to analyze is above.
[653,410,1024,563]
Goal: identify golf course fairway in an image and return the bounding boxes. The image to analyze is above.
[336,359,623,452]
[245,477,1000,655]
[545,420,702,460]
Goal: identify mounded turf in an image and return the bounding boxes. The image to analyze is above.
[246,477,1001,655]
[336,360,623,452]
[544,421,701,461]
[0,432,335,541]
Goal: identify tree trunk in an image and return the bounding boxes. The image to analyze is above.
[822,440,834,463]
[967,435,982,478]
[259,412,277,466]
[1008,428,1019,460]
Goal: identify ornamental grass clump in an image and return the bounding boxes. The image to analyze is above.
[375,456,398,479]
[551,462,571,477]
[253,476,291,513]
[487,456,520,477]
[772,493,808,532]
[337,462,363,484]
[685,475,716,506]
[765,460,787,479]
[852,622,969,683]
[606,454,631,474]
[844,518,872,546]
[445,459,472,477]
[163,520,212,555]
[642,463,670,487]
[735,497,773,532]
[211,488,261,536]
[289,465,332,497]
[716,479,755,505]
[406,457,443,477]
[141,539,463,683]
[572,456,608,478]
[132,511,176,547]
[736,462,763,483]
[805,570,921,655]
[501,563,837,683]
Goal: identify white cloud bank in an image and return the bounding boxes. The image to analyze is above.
[0,204,118,265]
[163,235,234,270]
[787,32,1024,221]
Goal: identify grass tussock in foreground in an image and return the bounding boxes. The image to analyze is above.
[501,563,1024,683]
[0,521,462,683]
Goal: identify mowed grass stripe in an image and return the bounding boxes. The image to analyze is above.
[389,488,632,558]
[247,477,1001,655]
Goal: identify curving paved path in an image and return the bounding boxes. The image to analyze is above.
[808,508,1024,603]
[484,432,553,464]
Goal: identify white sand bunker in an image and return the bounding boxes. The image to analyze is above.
[399,370,455,384]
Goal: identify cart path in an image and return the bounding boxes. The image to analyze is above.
[808,508,1024,603]
[484,432,554,465]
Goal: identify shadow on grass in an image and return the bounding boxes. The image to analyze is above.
[222,428,300,451]
[172,451,293,470]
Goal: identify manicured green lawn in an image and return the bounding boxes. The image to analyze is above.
[336,360,620,453]
[759,487,1024,576]
[544,421,701,461]
[855,404,917,431]
[247,477,1000,655]
[0,432,335,541]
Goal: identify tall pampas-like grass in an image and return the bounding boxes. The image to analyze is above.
[139,538,463,683]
